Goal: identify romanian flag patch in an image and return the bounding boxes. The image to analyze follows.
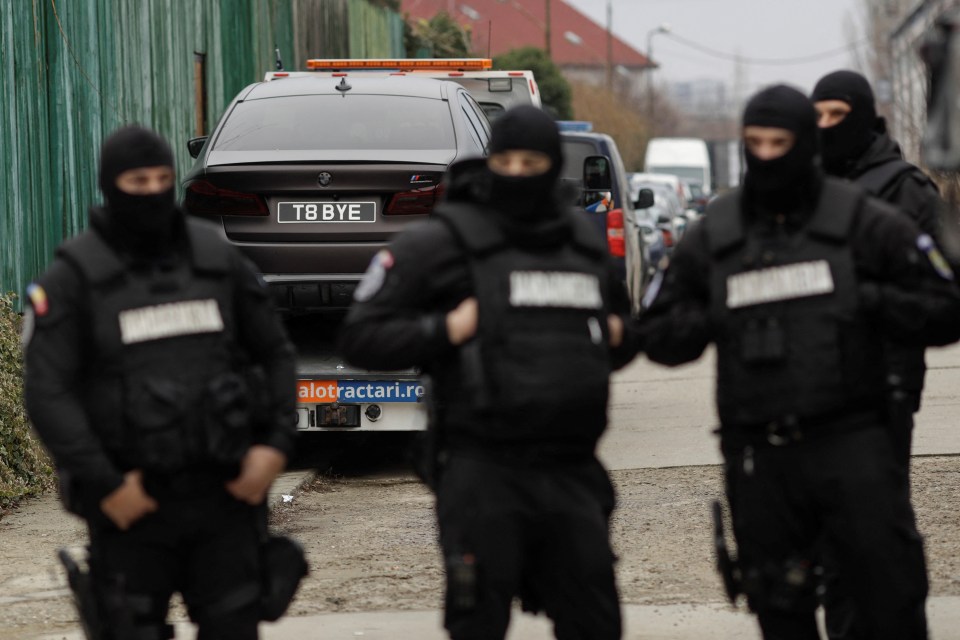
[26,283,49,316]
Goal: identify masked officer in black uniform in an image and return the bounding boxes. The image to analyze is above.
[23,126,298,640]
[639,86,960,640]
[338,106,635,640]
[811,70,952,640]
[812,69,947,467]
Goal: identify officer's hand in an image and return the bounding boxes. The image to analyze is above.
[100,470,158,531]
[225,445,287,505]
[608,315,624,347]
[446,297,479,346]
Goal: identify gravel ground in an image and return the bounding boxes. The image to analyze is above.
[1,456,958,638]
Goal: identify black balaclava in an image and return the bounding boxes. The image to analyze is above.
[811,70,878,175]
[98,125,179,255]
[742,84,821,216]
[486,105,564,223]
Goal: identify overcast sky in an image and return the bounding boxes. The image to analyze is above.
[564,0,864,94]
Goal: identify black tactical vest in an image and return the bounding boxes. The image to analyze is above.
[855,159,918,199]
[57,219,248,472]
[435,203,613,437]
[705,178,884,426]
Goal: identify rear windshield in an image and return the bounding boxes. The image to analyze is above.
[214,95,456,151]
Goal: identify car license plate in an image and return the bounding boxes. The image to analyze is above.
[277,201,376,223]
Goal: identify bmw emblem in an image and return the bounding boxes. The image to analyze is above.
[318,172,332,187]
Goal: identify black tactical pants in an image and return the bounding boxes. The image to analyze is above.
[436,452,621,640]
[723,425,928,640]
[87,477,262,640]
[822,394,918,640]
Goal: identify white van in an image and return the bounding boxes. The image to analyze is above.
[644,138,712,195]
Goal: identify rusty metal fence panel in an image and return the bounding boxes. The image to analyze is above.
[1,0,403,303]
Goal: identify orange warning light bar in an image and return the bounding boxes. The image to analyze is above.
[305,58,493,72]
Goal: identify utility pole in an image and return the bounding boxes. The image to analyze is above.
[545,0,552,58]
[646,24,670,137]
[606,0,613,92]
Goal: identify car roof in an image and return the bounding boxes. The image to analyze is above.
[561,131,615,145]
[241,75,455,101]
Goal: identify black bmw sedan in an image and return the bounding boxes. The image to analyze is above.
[182,75,491,311]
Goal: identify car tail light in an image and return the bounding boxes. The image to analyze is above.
[607,208,625,257]
[661,228,674,248]
[385,184,445,215]
[184,180,268,216]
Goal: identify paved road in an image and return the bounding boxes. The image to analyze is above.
[28,344,960,640]
[600,343,960,470]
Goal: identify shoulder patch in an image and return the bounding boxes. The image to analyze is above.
[918,234,954,281]
[354,250,394,302]
[26,283,49,316]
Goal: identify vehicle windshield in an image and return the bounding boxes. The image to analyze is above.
[647,166,704,182]
[561,140,601,181]
[214,95,456,151]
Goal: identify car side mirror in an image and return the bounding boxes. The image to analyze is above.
[187,136,208,159]
[583,155,613,192]
[656,213,672,224]
[633,188,654,209]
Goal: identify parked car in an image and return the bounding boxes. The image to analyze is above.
[561,131,653,313]
[683,179,709,213]
[182,75,491,311]
[630,172,691,208]
[630,179,686,252]
[635,208,667,275]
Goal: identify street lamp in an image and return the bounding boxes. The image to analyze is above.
[646,24,671,136]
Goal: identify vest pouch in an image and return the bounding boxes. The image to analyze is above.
[84,376,124,453]
[838,318,885,404]
[739,317,786,364]
[205,372,254,466]
[124,377,190,473]
[490,329,610,420]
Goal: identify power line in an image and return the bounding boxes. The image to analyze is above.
[662,32,868,66]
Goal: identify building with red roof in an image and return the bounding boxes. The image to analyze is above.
[401,0,654,78]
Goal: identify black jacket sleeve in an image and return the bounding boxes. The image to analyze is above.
[338,220,468,371]
[636,221,714,366]
[886,172,944,239]
[853,201,960,346]
[229,251,299,458]
[23,260,125,503]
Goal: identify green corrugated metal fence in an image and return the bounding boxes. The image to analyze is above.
[0,0,404,304]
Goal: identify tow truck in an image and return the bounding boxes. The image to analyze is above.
[263,57,541,118]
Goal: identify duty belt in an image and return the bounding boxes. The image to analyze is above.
[142,467,236,498]
[720,407,882,448]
